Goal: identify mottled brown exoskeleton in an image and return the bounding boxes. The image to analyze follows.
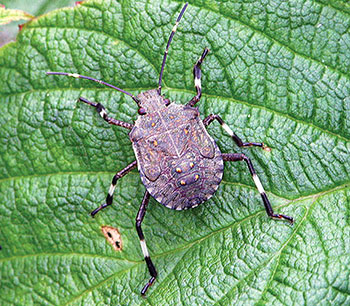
[47,3,293,296]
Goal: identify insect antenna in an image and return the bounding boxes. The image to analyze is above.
[157,2,188,95]
[46,72,141,105]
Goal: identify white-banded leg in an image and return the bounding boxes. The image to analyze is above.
[90,161,137,217]
[136,191,157,296]
[78,97,133,130]
[203,114,269,150]
[187,47,210,107]
[222,153,293,224]
[158,3,188,95]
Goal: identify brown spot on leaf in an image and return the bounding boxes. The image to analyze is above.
[101,226,122,251]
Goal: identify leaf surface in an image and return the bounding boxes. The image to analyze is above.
[0,0,350,305]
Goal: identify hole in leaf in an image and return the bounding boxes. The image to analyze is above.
[101,226,122,251]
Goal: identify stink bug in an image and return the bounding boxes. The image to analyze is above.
[47,2,293,296]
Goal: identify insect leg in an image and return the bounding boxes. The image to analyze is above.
[203,114,268,150]
[78,97,133,130]
[187,47,209,107]
[136,191,157,296]
[223,153,293,224]
[90,161,137,217]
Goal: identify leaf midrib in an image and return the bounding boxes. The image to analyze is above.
[0,168,348,205]
[0,251,138,264]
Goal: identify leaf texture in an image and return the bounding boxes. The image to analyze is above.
[0,0,349,305]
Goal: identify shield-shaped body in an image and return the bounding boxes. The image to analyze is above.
[130,90,224,210]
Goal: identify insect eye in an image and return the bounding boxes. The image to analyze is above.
[138,107,146,115]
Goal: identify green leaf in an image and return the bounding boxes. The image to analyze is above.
[0,0,76,47]
[1,0,350,305]
[0,6,33,25]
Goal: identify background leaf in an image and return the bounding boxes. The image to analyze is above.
[0,7,33,25]
[1,0,350,305]
[0,0,76,46]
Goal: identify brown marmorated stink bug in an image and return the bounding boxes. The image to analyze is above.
[47,2,294,296]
